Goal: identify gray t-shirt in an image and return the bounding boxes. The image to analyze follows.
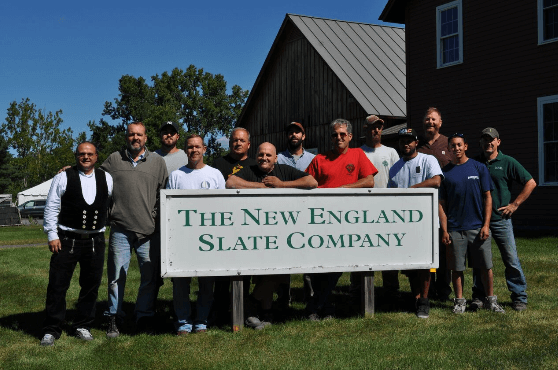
[154,149,189,174]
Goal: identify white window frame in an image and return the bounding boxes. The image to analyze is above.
[538,0,558,45]
[537,94,558,186]
[436,0,463,68]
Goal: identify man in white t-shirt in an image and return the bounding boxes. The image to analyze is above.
[167,134,226,335]
[388,128,443,319]
[361,115,399,188]
[356,115,401,303]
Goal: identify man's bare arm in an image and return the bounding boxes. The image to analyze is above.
[439,199,450,246]
[339,174,374,189]
[498,178,536,218]
[410,175,442,189]
[480,190,492,240]
[226,175,266,189]
[262,175,318,189]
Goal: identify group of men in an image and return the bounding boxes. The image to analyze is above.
[40,107,536,345]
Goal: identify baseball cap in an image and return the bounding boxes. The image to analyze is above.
[159,121,179,133]
[481,127,499,139]
[365,115,384,126]
[398,128,418,140]
[285,122,305,134]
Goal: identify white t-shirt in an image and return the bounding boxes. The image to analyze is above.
[360,144,399,188]
[388,152,443,188]
[167,165,226,190]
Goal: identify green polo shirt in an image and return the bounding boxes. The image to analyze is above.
[475,151,533,222]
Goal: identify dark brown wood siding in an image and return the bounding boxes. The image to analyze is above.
[238,22,405,157]
[404,0,558,226]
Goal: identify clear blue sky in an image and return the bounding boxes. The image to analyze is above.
[1,0,400,148]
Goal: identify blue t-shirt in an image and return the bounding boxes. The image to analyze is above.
[440,159,493,231]
[277,149,315,171]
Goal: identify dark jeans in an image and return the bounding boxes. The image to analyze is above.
[306,272,343,314]
[43,233,105,338]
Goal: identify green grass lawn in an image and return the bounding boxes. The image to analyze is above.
[0,229,557,369]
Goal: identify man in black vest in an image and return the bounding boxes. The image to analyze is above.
[40,142,113,346]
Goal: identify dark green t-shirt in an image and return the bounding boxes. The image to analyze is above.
[475,151,532,222]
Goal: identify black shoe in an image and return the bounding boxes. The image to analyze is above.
[136,316,156,335]
[416,298,430,319]
[106,316,120,338]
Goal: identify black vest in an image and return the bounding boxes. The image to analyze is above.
[59,167,109,231]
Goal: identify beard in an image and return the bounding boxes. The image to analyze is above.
[288,138,302,151]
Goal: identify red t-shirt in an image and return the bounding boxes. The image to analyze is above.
[306,148,378,188]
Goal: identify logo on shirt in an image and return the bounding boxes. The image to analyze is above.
[495,166,503,170]
[228,165,243,178]
[468,176,479,180]
[346,164,355,174]
[382,160,388,167]
[200,181,210,189]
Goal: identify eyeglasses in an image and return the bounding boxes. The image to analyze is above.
[331,132,348,139]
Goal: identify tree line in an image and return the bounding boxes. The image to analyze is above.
[0,65,249,200]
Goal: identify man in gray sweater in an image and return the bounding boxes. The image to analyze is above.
[101,122,168,337]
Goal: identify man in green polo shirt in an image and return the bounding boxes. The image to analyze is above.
[472,127,537,311]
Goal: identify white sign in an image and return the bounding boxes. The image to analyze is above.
[160,188,439,277]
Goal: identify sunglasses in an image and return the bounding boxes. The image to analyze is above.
[331,132,348,139]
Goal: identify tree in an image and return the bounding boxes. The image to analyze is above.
[99,65,249,161]
[1,98,76,194]
[0,135,17,195]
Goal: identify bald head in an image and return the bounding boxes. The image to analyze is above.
[256,142,277,173]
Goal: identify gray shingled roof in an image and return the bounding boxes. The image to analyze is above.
[288,14,406,117]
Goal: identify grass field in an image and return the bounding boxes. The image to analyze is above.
[0,228,557,369]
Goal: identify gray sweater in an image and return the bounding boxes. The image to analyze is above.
[101,149,168,237]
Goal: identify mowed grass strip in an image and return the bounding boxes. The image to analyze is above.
[0,225,45,245]
[0,229,557,370]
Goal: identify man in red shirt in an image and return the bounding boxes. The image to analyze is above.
[304,118,378,320]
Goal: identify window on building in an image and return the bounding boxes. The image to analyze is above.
[539,0,558,44]
[436,0,463,68]
[538,95,558,186]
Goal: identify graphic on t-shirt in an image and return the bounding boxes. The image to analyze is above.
[200,181,210,189]
[229,164,243,177]
[382,160,388,167]
[346,164,355,174]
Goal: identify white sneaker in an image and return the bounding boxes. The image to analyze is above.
[40,334,55,346]
[452,298,467,314]
[75,328,94,341]
[485,296,505,313]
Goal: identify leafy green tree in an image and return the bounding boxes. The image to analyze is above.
[0,135,17,195]
[98,65,249,162]
[1,98,76,195]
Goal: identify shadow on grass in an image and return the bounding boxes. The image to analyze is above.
[0,300,177,338]
[0,284,443,338]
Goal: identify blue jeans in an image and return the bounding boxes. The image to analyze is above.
[104,226,160,321]
[472,218,527,303]
[173,277,215,332]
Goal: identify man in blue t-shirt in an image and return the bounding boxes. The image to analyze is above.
[439,133,504,314]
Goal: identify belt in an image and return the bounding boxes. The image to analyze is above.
[58,229,103,240]
[58,229,104,254]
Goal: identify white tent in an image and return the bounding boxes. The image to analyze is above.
[17,178,53,205]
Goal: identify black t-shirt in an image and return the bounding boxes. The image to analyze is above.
[235,163,310,183]
[212,154,257,179]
